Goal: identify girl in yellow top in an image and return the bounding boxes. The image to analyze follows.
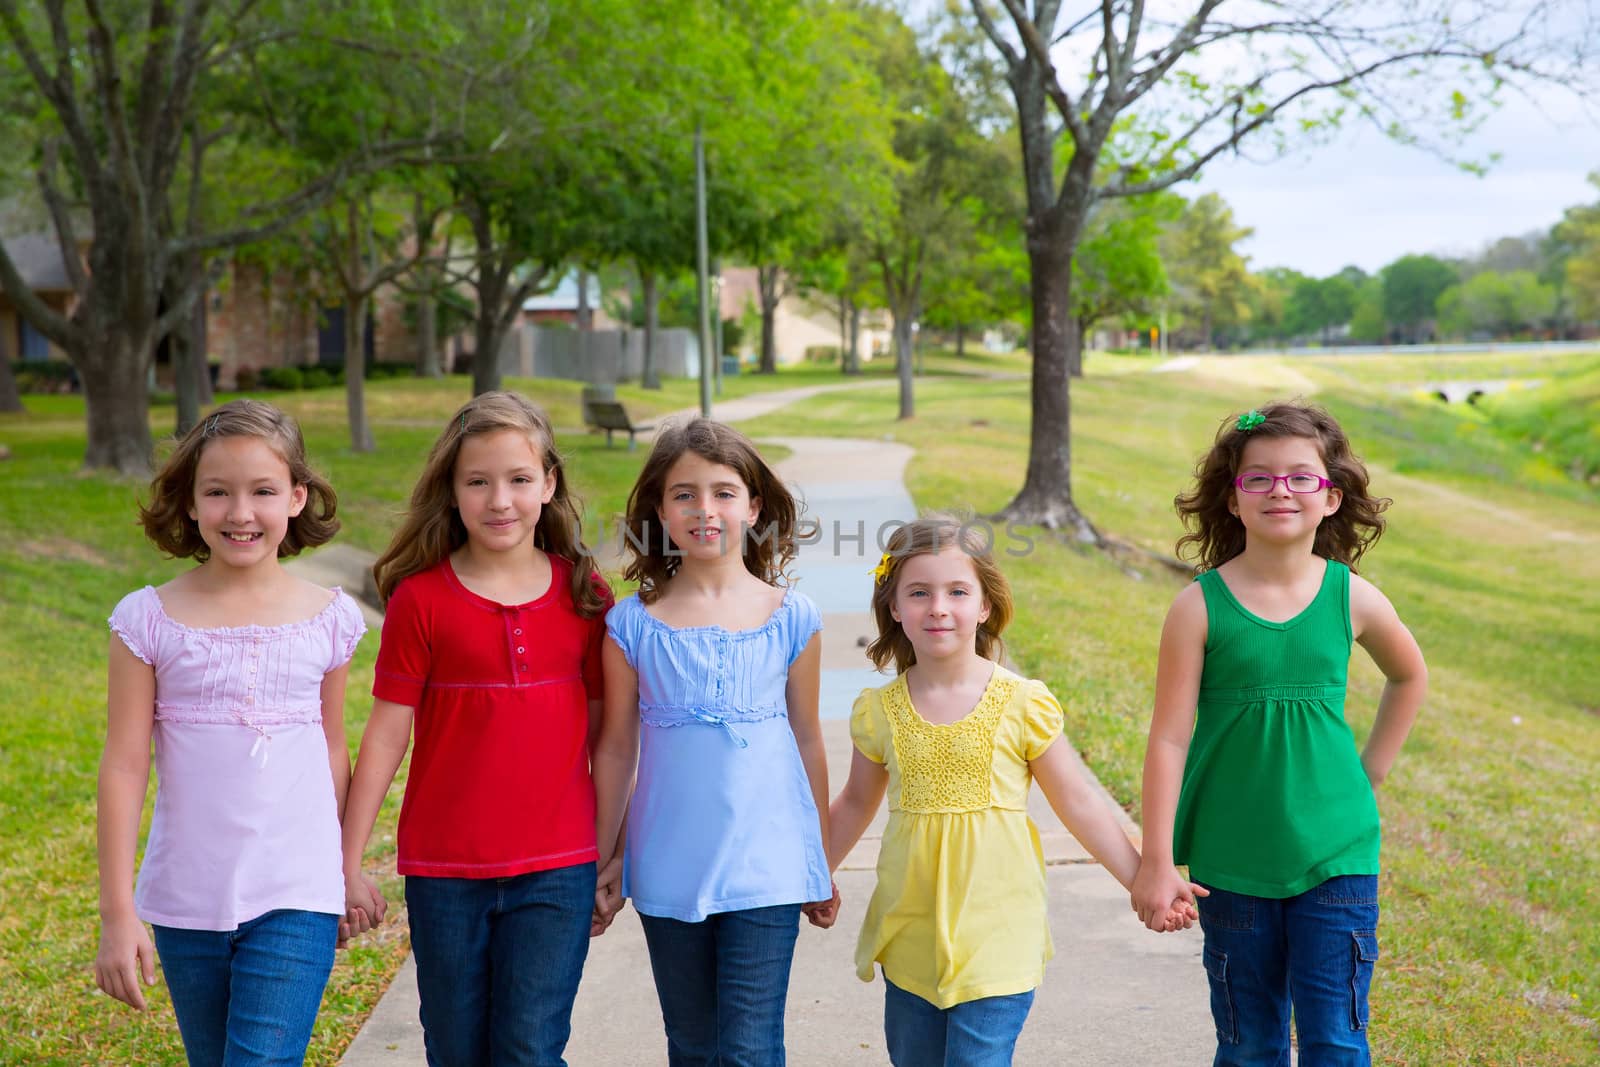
[827,514,1202,1065]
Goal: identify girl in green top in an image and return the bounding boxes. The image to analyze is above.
[1132,402,1427,1066]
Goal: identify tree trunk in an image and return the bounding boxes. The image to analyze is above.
[1068,316,1087,378]
[0,353,24,413]
[344,292,374,452]
[955,323,966,358]
[757,265,780,374]
[893,310,915,420]
[169,255,211,435]
[81,329,157,475]
[847,301,861,374]
[640,268,661,389]
[576,268,592,332]
[836,295,850,373]
[998,231,1097,540]
[416,288,441,377]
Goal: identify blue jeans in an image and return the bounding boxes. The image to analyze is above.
[152,908,337,1067]
[1197,874,1381,1067]
[882,975,1035,1066]
[405,862,596,1067]
[637,903,802,1066]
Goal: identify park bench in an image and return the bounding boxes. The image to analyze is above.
[583,398,655,449]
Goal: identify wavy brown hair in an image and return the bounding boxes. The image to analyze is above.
[620,418,798,603]
[372,391,607,617]
[1175,401,1390,573]
[866,513,1014,674]
[140,398,338,560]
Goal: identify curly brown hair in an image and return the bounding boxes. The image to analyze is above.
[139,399,339,560]
[620,418,798,603]
[866,513,1014,674]
[1175,401,1390,572]
[372,391,608,617]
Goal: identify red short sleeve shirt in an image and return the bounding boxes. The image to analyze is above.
[374,555,610,878]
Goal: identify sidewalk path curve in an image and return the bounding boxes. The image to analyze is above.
[334,382,1212,1065]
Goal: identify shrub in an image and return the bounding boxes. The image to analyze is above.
[803,345,840,363]
[233,366,258,391]
[260,367,305,390]
[9,360,78,393]
[302,367,335,389]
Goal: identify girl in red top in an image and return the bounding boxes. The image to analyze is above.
[342,391,611,1067]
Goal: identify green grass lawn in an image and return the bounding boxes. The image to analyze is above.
[743,348,1600,1064]
[2,348,1597,1063]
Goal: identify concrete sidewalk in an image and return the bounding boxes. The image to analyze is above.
[332,408,1213,1065]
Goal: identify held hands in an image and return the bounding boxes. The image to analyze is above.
[340,871,388,947]
[1130,860,1209,933]
[591,854,626,938]
[801,881,842,929]
[94,912,158,1011]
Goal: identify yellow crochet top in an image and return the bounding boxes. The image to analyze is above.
[850,664,1065,1008]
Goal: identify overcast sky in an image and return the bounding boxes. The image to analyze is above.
[1191,92,1599,278]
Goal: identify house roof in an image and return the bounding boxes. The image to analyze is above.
[521,270,603,312]
[1,231,75,293]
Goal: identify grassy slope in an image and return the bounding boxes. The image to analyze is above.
[743,349,1600,1064]
[2,348,1595,1062]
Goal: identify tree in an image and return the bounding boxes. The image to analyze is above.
[1069,191,1180,366]
[1381,254,1457,342]
[1161,193,1255,350]
[1437,269,1556,338]
[1284,272,1358,345]
[0,0,446,474]
[967,0,1593,536]
[1558,173,1600,322]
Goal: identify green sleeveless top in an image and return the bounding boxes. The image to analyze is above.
[1172,559,1380,898]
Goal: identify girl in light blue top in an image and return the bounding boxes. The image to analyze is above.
[592,417,836,1066]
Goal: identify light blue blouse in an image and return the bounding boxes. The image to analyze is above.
[607,589,830,922]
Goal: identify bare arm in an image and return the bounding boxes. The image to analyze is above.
[320,662,353,818]
[826,747,888,871]
[340,697,412,928]
[94,635,157,1011]
[1351,574,1427,788]
[1129,585,1208,929]
[593,637,640,868]
[786,634,830,866]
[1031,738,1144,891]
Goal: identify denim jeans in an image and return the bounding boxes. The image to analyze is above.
[152,908,337,1067]
[881,975,1035,1066]
[637,903,802,1066]
[1197,874,1381,1067]
[405,862,596,1067]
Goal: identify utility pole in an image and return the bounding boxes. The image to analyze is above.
[695,122,713,416]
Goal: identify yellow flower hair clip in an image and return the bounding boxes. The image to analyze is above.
[869,551,894,585]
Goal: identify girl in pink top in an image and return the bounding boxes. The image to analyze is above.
[95,399,372,1067]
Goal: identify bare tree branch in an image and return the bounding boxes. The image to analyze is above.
[37,139,90,296]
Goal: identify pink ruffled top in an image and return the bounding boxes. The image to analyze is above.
[109,585,366,931]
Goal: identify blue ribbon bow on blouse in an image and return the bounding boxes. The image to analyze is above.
[691,708,750,749]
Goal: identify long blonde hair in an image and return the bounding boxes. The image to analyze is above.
[373,391,607,616]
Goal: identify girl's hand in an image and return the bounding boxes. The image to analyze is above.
[1130,861,1207,932]
[801,882,841,929]
[343,871,387,940]
[94,913,157,1011]
[591,855,626,937]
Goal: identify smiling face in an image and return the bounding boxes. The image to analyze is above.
[188,435,307,568]
[1230,435,1343,546]
[452,429,556,556]
[890,547,992,665]
[656,451,760,561]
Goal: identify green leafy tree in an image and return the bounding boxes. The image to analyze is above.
[1162,193,1255,350]
[0,0,450,473]
[965,0,1589,535]
[1381,254,1458,342]
[1436,269,1556,338]
[1069,191,1180,368]
[1558,173,1600,322]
